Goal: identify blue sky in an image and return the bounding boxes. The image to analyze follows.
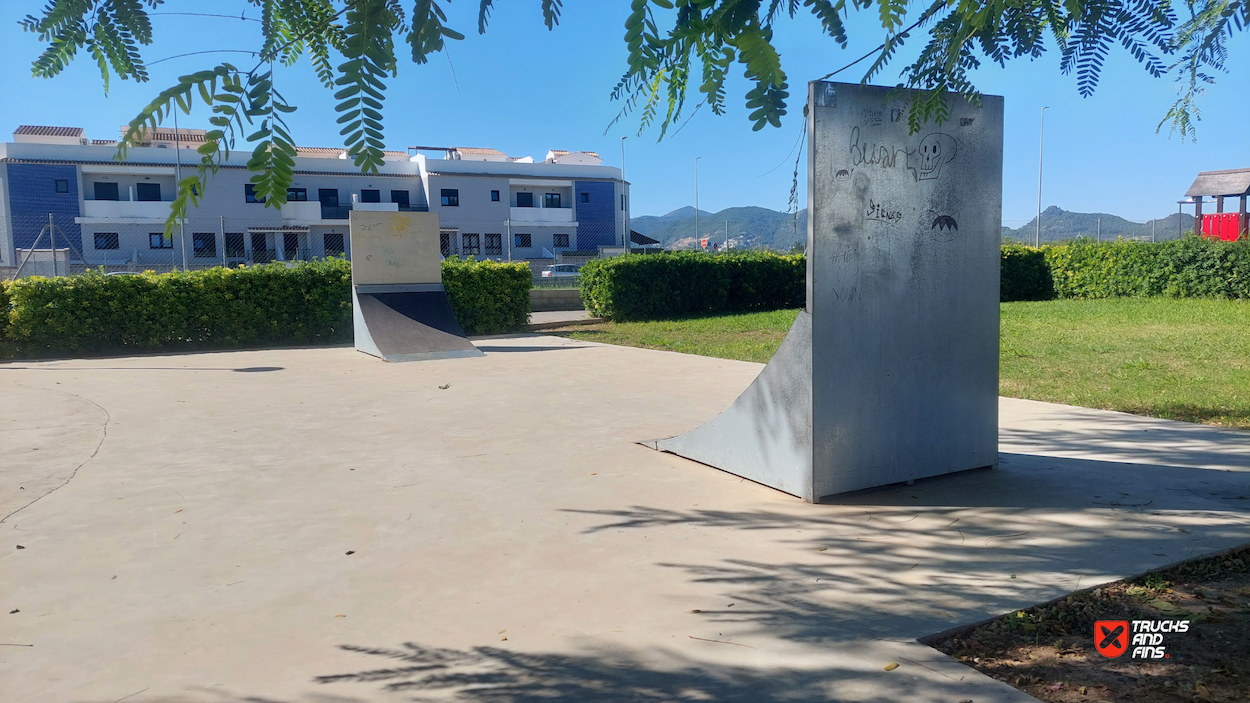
[1,2,1246,224]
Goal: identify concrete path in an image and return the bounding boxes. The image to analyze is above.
[2,337,1248,703]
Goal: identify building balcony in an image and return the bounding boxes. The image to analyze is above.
[281,201,425,223]
[510,206,574,223]
[76,199,173,224]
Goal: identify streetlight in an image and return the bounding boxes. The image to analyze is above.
[620,136,628,251]
[1036,106,1048,247]
[174,108,189,271]
[694,156,702,244]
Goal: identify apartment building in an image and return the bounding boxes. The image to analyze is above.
[0,125,629,269]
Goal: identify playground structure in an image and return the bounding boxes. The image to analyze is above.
[1186,167,1249,241]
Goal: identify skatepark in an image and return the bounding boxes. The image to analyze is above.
[4,82,1250,702]
[4,339,1250,702]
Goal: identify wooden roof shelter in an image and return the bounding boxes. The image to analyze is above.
[1186,168,1250,199]
[1184,168,1249,238]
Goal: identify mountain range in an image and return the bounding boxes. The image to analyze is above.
[630,205,1194,250]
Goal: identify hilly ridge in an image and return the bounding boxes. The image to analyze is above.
[630,205,1195,250]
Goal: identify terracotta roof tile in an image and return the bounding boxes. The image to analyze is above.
[15,125,84,138]
[455,147,506,156]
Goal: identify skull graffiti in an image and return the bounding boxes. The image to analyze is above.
[916,133,957,180]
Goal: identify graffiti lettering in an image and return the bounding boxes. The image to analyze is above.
[866,199,903,224]
[849,126,909,170]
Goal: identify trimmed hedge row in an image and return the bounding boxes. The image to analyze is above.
[1045,237,1250,299]
[1000,237,1250,301]
[578,238,1250,320]
[441,256,532,334]
[579,251,804,321]
[0,257,530,359]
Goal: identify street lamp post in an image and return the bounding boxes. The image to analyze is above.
[174,108,189,271]
[620,136,628,251]
[1036,106,1048,247]
[694,156,701,244]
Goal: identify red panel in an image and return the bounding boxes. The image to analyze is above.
[1202,214,1243,241]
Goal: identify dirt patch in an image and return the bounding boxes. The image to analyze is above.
[932,546,1250,702]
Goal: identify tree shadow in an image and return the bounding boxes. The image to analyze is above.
[560,450,1250,644]
[307,640,1011,702]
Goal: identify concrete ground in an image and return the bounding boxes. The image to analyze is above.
[2,336,1248,703]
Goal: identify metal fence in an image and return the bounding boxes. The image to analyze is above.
[4,214,625,280]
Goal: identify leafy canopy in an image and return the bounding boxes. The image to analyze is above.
[21,0,1245,233]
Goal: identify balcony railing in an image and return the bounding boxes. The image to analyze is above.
[510,206,575,223]
[80,200,173,221]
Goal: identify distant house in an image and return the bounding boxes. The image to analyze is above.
[1185,168,1248,241]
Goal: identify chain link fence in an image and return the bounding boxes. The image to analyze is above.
[4,214,627,281]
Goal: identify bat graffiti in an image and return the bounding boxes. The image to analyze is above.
[931,216,958,231]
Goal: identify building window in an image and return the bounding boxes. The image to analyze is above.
[554,233,570,248]
[94,232,119,250]
[390,190,410,208]
[580,192,589,203]
[192,233,217,257]
[441,189,459,207]
[491,190,500,202]
[516,192,534,208]
[514,233,532,248]
[136,183,161,202]
[54,179,69,194]
[485,233,502,256]
[544,193,561,209]
[440,231,455,256]
[149,233,173,249]
[360,189,381,203]
[324,233,345,257]
[462,233,480,255]
[225,233,246,258]
[94,182,119,201]
[287,187,308,202]
[245,184,266,203]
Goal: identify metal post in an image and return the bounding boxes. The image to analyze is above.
[620,136,627,251]
[1152,218,1156,242]
[13,221,47,279]
[220,215,227,267]
[1097,217,1100,242]
[49,213,57,277]
[1178,202,1183,239]
[694,156,701,246]
[174,110,189,272]
[1036,106,1048,247]
[506,218,512,262]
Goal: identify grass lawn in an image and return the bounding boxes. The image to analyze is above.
[549,298,1250,429]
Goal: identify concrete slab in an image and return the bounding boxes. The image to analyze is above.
[526,310,596,329]
[1,338,1247,703]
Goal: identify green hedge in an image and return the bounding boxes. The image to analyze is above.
[1,257,530,359]
[1046,237,1250,299]
[999,244,1054,301]
[579,251,804,321]
[1000,237,1250,301]
[440,257,531,335]
[580,238,1249,320]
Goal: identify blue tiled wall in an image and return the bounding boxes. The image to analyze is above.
[8,164,82,252]
[575,180,616,248]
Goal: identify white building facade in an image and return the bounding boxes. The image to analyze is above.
[0,126,630,269]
